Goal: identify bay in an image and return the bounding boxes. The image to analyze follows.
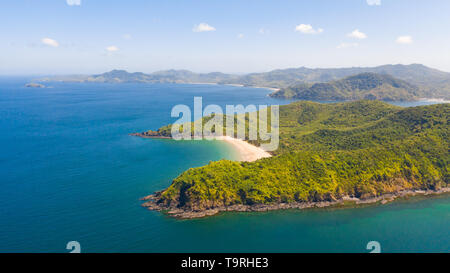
[0,78,448,253]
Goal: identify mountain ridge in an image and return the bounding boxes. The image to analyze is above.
[270,72,422,101]
[37,64,450,100]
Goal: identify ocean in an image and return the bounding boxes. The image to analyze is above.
[0,77,448,253]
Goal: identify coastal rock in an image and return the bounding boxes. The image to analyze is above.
[140,188,450,219]
[129,131,171,139]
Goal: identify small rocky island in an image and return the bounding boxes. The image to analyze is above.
[25,83,46,88]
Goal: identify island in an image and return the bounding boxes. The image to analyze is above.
[135,100,449,218]
[25,83,45,88]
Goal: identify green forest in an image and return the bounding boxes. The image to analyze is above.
[149,101,449,211]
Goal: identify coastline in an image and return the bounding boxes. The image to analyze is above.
[217,136,271,162]
[419,98,450,103]
[132,102,448,220]
[129,132,172,139]
[130,133,272,162]
[141,187,450,219]
[253,86,281,92]
[223,83,280,92]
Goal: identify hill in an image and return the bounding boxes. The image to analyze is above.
[270,73,421,101]
[224,64,450,88]
[37,64,450,100]
[140,101,449,217]
[39,69,239,84]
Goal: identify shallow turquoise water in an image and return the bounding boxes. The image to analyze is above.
[0,78,448,253]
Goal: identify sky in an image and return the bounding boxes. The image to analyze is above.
[1,0,450,75]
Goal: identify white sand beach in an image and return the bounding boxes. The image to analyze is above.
[218,136,272,162]
[254,86,280,92]
[419,98,450,103]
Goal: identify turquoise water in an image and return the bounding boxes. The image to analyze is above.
[0,78,448,253]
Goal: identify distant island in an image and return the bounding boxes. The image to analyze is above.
[25,83,45,88]
[137,100,449,218]
[37,64,450,101]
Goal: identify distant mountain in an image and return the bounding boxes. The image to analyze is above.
[39,69,238,84]
[270,73,422,101]
[223,64,450,87]
[90,70,151,83]
[223,64,450,99]
[38,64,450,100]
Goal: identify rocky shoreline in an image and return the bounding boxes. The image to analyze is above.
[129,132,171,139]
[140,187,450,219]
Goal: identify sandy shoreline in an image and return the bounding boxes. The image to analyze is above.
[217,136,272,162]
[222,83,281,92]
[419,98,450,103]
[130,133,271,162]
[187,82,281,92]
[254,86,281,92]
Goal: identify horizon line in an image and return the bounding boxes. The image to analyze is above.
[1,63,449,77]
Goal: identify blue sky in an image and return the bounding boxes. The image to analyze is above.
[1,0,450,75]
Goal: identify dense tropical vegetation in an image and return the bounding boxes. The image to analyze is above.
[148,101,449,211]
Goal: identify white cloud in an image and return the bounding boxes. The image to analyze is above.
[123,34,132,40]
[366,0,381,6]
[348,29,367,39]
[66,0,81,6]
[193,23,216,32]
[41,38,59,47]
[106,46,119,52]
[337,42,359,49]
[237,33,244,39]
[396,36,413,44]
[295,24,324,34]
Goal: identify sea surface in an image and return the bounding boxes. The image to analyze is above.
[0,77,448,253]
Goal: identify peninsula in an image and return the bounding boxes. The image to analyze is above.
[137,100,449,218]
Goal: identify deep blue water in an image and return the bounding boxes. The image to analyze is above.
[0,78,448,253]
